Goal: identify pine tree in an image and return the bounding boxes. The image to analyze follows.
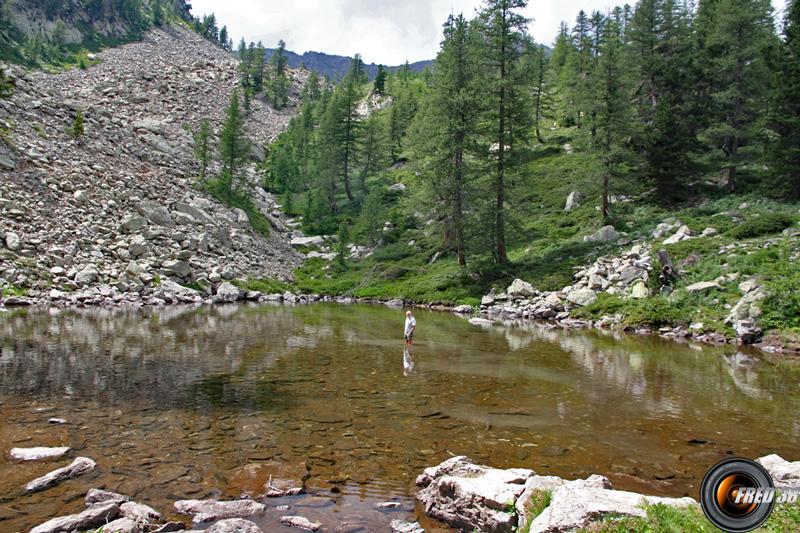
[193,119,212,179]
[358,114,387,197]
[374,65,387,94]
[151,0,162,26]
[593,14,631,219]
[771,0,800,197]
[218,26,229,51]
[269,39,289,108]
[700,0,777,191]
[628,0,698,201]
[477,0,531,265]
[219,91,250,190]
[70,110,84,140]
[237,38,247,60]
[413,14,480,266]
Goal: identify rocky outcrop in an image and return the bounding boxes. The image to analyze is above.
[757,454,800,489]
[417,457,698,533]
[725,278,767,343]
[0,26,303,306]
[527,484,695,532]
[416,456,533,533]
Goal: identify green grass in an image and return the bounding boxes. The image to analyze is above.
[233,278,290,294]
[583,503,800,532]
[199,178,271,236]
[1,285,28,298]
[519,490,552,533]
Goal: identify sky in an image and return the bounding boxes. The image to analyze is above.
[190,0,791,66]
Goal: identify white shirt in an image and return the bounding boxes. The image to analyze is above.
[404,316,416,336]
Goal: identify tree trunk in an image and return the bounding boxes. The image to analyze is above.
[496,20,508,265]
[454,144,466,267]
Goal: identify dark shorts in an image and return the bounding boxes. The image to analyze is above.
[405,332,414,341]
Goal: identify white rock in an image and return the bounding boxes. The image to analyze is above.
[566,288,597,307]
[174,499,266,524]
[30,502,119,533]
[280,515,321,531]
[9,446,70,461]
[507,279,535,298]
[527,485,696,533]
[756,454,800,488]
[685,281,722,293]
[5,231,21,251]
[584,225,620,243]
[25,456,97,492]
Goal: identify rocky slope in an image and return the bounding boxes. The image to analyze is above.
[0,26,304,305]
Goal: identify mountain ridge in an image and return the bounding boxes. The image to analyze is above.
[264,47,433,80]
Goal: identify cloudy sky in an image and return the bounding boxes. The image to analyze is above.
[190,0,791,65]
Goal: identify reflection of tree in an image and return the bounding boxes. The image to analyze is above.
[0,305,306,409]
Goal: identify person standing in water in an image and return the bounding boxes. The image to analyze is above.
[404,310,416,346]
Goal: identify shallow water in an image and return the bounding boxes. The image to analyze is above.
[1,303,799,532]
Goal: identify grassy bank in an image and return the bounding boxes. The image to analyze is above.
[254,127,800,342]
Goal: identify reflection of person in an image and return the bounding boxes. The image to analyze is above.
[403,344,415,376]
[404,310,416,345]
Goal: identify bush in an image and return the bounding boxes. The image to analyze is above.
[727,213,795,239]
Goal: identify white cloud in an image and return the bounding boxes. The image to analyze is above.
[190,0,789,65]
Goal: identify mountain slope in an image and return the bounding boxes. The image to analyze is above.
[264,48,433,80]
[0,25,303,303]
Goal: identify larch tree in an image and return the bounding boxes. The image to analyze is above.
[219,91,250,191]
[477,0,531,265]
[700,0,777,191]
[771,0,800,197]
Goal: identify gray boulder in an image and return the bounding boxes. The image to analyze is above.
[507,279,535,298]
[25,456,97,492]
[30,502,119,533]
[527,485,696,533]
[564,191,585,211]
[516,474,611,529]
[86,488,130,506]
[280,515,321,531]
[75,264,100,285]
[686,281,722,293]
[5,231,21,251]
[9,446,70,461]
[416,456,533,533]
[756,454,800,489]
[120,216,148,233]
[163,259,192,278]
[174,499,266,524]
[99,517,141,533]
[391,520,425,533]
[584,225,620,243]
[137,201,175,227]
[215,282,241,303]
[566,288,597,307]
[207,518,263,533]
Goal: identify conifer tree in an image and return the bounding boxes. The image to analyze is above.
[477,0,531,265]
[771,0,800,197]
[219,91,250,190]
[269,40,289,108]
[700,0,777,191]
[373,65,387,94]
[413,14,479,266]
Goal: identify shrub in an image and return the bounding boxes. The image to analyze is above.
[727,213,795,239]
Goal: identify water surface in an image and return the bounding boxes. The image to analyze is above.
[1,303,799,532]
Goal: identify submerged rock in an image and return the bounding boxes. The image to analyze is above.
[86,488,130,506]
[9,446,70,461]
[280,515,321,531]
[391,519,425,533]
[30,502,119,533]
[174,499,266,523]
[25,456,96,492]
[207,518,263,533]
